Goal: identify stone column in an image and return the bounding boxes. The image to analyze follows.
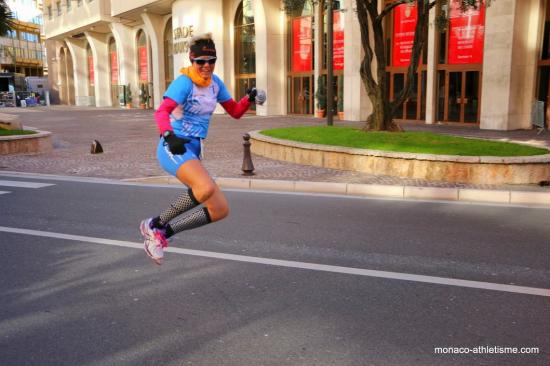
[142,12,166,110]
[171,0,225,78]
[85,31,111,107]
[110,22,137,107]
[343,0,371,122]
[424,8,438,124]
[172,0,225,113]
[480,0,543,130]
[64,38,91,106]
[254,0,285,116]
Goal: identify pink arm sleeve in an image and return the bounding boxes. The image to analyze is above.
[154,97,178,134]
[220,96,251,119]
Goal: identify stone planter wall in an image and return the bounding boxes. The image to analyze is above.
[0,129,53,155]
[249,131,550,185]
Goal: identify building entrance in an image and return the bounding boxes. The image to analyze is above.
[287,2,314,115]
[289,75,313,115]
[437,70,480,123]
[388,71,427,121]
[234,0,256,113]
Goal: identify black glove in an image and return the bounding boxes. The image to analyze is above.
[246,87,257,102]
[163,131,190,155]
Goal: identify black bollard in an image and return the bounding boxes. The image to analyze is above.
[242,133,255,176]
[91,140,103,154]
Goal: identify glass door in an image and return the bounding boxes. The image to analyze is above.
[289,76,313,115]
[447,71,462,122]
[437,70,481,123]
[389,71,426,121]
[463,71,480,123]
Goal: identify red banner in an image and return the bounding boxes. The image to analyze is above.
[448,1,485,64]
[138,46,148,81]
[110,51,118,85]
[88,55,94,86]
[292,17,312,72]
[333,11,344,70]
[392,3,417,67]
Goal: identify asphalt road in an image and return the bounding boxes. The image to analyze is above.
[1,172,549,366]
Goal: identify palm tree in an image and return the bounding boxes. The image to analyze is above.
[0,0,14,36]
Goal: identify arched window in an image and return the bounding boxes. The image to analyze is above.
[108,38,119,107]
[164,18,174,88]
[287,0,314,114]
[137,30,148,84]
[136,30,151,108]
[234,0,256,111]
[86,43,94,97]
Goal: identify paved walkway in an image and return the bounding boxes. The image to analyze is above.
[1,105,549,193]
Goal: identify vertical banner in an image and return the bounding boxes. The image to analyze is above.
[392,3,417,67]
[292,16,312,72]
[138,46,148,81]
[88,55,94,86]
[333,11,345,70]
[110,51,118,85]
[448,1,485,64]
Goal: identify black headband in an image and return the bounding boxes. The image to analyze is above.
[190,39,216,59]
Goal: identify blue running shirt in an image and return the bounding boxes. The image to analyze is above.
[164,74,232,139]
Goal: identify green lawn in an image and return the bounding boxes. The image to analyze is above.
[0,128,36,136]
[260,126,549,157]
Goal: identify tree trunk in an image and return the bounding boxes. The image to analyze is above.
[363,91,400,131]
[356,0,430,132]
[357,0,404,132]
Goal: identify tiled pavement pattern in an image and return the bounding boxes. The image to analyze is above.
[1,106,549,192]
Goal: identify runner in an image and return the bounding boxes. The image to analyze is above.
[140,33,266,265]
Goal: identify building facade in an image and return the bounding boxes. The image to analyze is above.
[43,0,549,130]
[1,0,44,76]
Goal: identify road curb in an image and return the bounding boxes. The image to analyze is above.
[124,176,550,207]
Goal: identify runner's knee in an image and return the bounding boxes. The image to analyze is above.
[192,182,216,202]
[209,202,229,222]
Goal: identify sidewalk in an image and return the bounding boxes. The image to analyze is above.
[1,106,549,203]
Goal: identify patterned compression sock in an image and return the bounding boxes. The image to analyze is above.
[155,188,200,227]
[165,207,212,238]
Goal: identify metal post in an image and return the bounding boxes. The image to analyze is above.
[326,0,334,126]
[242,133,255,176]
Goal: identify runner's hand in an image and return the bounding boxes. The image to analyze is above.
[164,132,190,155]
[246,88,257,102]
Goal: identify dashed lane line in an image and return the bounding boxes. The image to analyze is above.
[0,225,549,298]
[0,180,55,189]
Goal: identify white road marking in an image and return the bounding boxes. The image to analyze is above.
[1,225,549,298]
[0,180,54,188]
[0,191,10,195]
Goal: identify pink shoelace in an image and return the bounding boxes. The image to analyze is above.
[153,229,169,248]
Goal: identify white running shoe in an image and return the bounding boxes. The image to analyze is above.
[140,219,168,265]
[140,218,155,240]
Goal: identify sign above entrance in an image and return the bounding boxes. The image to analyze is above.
[333,11,344,70]
[173,25,195,54]
[138,46,147,82]
[88,55,94,86]
[292,16,313,72]
[392,3,417,67]
[110,51,118,85]
[448,1,485,64]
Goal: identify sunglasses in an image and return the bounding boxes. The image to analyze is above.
[193,58,217,65]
